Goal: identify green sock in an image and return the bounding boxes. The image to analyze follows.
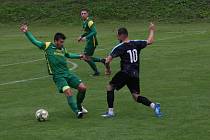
[91,56,102,62]
[77,90,86,111]
[86,60,99,73]
[67,96,78,113]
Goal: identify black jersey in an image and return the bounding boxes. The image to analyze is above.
[110,40,147,77]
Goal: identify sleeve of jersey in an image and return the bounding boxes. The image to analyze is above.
[81,32,88,38]
[64,49,81,59]
[25,31,46,49]
[135,40,147,49]
[85,21,97,40]
[110,45,123,58]
[66,53,81,59]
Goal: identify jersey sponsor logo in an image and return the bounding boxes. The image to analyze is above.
[54,52,65,56]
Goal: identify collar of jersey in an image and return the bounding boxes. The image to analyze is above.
[51,44,64,50]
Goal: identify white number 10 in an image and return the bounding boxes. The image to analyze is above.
[127,49,138,63]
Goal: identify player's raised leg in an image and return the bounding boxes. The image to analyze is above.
[86,56,111,75]
[84,56,100,76]
[132,93,162,117]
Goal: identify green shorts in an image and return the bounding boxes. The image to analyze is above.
[53,74,82,93]
[84,38,97,56]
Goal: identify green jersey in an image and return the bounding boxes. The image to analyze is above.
[81,17,98,46]
[25,31,81,78]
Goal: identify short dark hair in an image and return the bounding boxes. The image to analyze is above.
[118,27,128,36]
[54,33,66,41]
[80,8,89,13]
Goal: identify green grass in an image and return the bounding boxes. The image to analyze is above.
[0,22,210,140]
[1,0,210,23]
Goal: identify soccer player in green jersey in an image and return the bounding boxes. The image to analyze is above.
[20,24,87,119]
[78,9,111,76]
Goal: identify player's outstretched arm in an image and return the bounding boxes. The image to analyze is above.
[147,22,155,45]
[20,24,45,49]
[65,53,83,59]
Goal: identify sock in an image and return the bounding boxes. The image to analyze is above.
[108,108,114,114]
[91,56,102,62]
[67,96,78,113]
[107,90,114,108]
[86,60,99,73]
[77,90,86,111]
[150,102,155,109]
[137,96,152,107]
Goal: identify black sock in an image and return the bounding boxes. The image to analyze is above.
[107,90,114,108]
[137,96,152,106]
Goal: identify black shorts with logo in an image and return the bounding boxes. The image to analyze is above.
[109,71,140,94]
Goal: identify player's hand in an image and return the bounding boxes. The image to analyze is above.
[149,22,155,31]
[81,37,86,42]
[105,56,112,64]
[20,24,28,33]
[80,54,85,60]
[80,54,88,61]
[78,36,82,42]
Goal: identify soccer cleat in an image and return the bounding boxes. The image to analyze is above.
[76,111,83,119]
[154,103,162,117]
[101,112,115,118]
[81,106,88,114]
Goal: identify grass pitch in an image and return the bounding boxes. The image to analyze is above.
[0,22,210,140]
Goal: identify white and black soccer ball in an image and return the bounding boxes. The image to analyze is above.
[35,109,49,122]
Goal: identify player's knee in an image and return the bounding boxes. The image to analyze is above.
[78,83,86,92]
[132,93,140,102]
[107,84,114,92]
[64,88,73,96]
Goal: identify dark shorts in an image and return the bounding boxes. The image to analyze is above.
[109,71,140,94]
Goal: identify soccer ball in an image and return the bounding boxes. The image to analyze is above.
[35,109,49,122]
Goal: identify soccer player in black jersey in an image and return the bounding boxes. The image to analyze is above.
[101,23,162,118]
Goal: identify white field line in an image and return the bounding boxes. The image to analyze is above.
[157,31,206,41]
[0,61,78,86]
[0,58,45,67]
[0,49,106,68]
[0,30,206,86]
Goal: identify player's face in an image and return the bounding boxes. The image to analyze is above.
[81,11,88,20]
[55,39,64,48]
